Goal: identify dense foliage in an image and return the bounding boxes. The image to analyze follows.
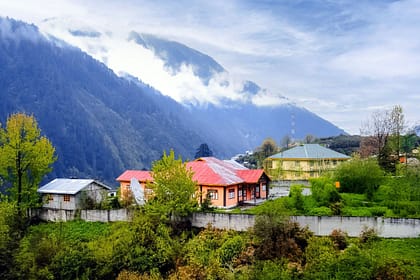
[333,156,384,199]
[147,150,198,219]
[0,211,418,279]
[0,113,56,214]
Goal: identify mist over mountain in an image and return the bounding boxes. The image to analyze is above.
[0,17,345,184]
[0,17,228,185]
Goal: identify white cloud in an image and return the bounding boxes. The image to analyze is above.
[2,0,420,135]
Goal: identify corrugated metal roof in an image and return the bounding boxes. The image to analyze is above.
[237,169,265,184]
[38,178,111,195]
[269,144,350,160]
[187,158,243,186]
[116,170,153,182]
[116,157,268,187]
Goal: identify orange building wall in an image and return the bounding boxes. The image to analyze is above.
[200,185,239,208]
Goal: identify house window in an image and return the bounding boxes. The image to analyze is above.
[63,194,70,202]
[295,161,300,167]
[48,195,53,201]
[266,160,273,169]
[229,188,235,199]
[208,190,218,200]
[262,184,266,192]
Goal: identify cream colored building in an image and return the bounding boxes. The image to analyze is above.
[264,144,350,181]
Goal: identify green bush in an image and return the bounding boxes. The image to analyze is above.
[307,207,333,216]
[310,177,341,207]
[289,185,304,211]
[369,206,388,217]
[334,157,384,199]
[341,207,372,217]
[340,193,368,207]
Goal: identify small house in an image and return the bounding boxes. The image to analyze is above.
[116,170,154,202]
[38,178,112,210]
[116,157,270,208]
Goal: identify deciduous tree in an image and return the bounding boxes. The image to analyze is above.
[0,113,56,215]
[148,149,198,219]
[360,105,406,174]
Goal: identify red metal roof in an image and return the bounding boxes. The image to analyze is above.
[116,157,268,186]
[116,170,153,182]
[186,157,267,186]
[236,169,266,184]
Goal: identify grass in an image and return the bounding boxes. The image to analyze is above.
[370,238,420,277]
[29,220,111,243]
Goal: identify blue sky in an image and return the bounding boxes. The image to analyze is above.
[1,0,420,134]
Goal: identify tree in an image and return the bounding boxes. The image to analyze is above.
[148,149,198,219]
[255,138,278,168]
[303,134,317,144]
[194,143,213,159]
[360,105,406,174]
[333,156,384,200]
[280,135,292,149]
[0,113,56,215]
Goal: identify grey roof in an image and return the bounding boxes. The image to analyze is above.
[38,178,111,195]
[268,144,350,160]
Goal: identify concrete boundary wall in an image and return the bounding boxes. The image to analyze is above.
[38,208,132,222]
[37,209,420,238]
[191,213,420,238]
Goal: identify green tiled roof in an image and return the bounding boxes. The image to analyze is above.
[268,144,350,160]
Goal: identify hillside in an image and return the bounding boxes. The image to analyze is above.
[1,17,346,185]
[0,18,218,184]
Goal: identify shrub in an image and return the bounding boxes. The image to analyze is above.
[329,229,348,250]
[373,258,409,280]
[341,207,372,217]
[334,157,384,199]
[310,178,342,207]
[289,185,304,211]
[369,206,388,217]
[307,207,333,216]
[253,214,313,262]
[359,226,379,244]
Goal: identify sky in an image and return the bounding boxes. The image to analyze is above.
[1,0,420,135]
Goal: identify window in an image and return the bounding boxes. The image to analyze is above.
[63,194,70,202]
[207,190,218,200]
[229,188,235,199]
[295,161,300,167]
[48,195,53,201]
[262,184,266,192]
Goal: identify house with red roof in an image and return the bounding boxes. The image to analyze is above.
[116,157,270,208]
[116,170,153,202]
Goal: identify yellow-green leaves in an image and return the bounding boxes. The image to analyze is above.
[0,113,56,211]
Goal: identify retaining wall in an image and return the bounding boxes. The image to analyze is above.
[37,208,420,238]
[191,213,420,238]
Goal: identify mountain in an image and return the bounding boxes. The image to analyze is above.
[0,17,346,185]
[0,17,229,185]
[124,32,346,147]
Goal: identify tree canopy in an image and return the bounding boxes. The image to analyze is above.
[0,113,56,213]
[148,149,198,219]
